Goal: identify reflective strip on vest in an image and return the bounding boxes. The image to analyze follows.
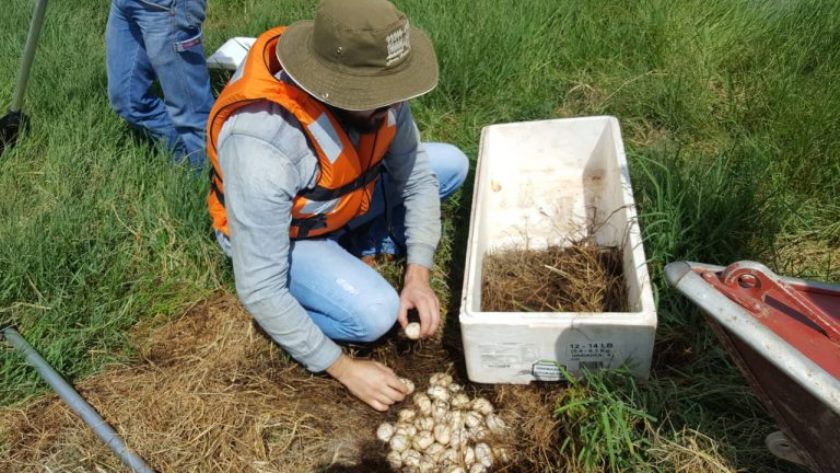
[299,197,340,216]
[387,108,397,127]
[306,114,342,164]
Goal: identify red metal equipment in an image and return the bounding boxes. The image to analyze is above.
[666,261,840,473]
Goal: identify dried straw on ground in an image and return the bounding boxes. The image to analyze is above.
[481,243,627,313]
[0,295,566,472]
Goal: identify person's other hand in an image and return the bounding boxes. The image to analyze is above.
[398,264,440,338]
[326,354,408,411]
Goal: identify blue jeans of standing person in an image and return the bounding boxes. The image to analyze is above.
[216,142,470,341]
[105,0,214,170]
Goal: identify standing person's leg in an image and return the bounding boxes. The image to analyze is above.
[106,0,182,153]
[343,142,469,258]
[288,239,400,342]
[140,0,214,169]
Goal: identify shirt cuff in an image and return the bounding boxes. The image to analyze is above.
[406,243,436,269]
[299,336,343,373]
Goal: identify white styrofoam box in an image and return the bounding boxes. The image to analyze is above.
[459,116,657,384]
[206,37,256,70]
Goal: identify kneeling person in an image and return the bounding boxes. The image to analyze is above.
[207,0,468,411]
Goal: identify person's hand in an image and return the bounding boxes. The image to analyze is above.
[398,264,440,338]
[326,353,408,411]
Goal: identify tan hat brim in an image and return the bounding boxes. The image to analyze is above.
[276,20,439,111]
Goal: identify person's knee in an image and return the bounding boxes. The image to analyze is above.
[432,143,469,198]
[354,288,400,342]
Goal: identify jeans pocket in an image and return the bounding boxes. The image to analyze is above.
[174,27,203,52]
[176,0,207,31]
[137,0,173,12]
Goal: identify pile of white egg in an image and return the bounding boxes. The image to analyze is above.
[377,373,509,473]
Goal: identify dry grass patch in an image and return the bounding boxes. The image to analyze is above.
[0,295,571,472]
[481,242,627,313]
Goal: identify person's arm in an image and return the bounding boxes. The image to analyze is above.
[219,132,343,373]
[384,104,442,337]
[219,107,409,410]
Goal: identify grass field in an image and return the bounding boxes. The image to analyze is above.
[1,0,838,471]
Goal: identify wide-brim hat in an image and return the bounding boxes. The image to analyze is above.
[276,0,439,111]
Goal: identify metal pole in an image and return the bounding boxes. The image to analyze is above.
[10,0,49,112]
[1,326,155,473]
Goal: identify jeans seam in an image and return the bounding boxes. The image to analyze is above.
[137,0,173,13]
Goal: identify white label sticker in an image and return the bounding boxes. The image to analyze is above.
[532,360,564,381]
[567,341,617,361]
[479,344,538,369]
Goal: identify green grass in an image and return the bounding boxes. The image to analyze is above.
[2,0,839,471]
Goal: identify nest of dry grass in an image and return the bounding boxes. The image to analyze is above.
[481,242,627,313]
[0,295,569,473]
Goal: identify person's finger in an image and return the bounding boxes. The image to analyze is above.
[397,298,410,328]
[381,384,406,403]
[374,360,395,374]
[428,308,440,336]
[423,293,440,335]
[386,375,410,396]
[373,390,397,406]
[416,296,435,337]
[368,398,389,412]
[389,376,410,395]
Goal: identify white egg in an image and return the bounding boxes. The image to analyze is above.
[412,430,435,451]
[468,424,487,441]
[376,422,395,443]
[475,442,494,467]
[451,393,471,409]
[449,425,465,447]
[427,385,451,403]
[398,408,417,423]
[389,434,409,452]
[464,445,475,466]
[471,398,494,415]
[399,377,416,395]
[402,448,422,467]
[469,464,487,473]
[432,400,449,421]
[426,442,446,460]
[418,456,436,473]
[442,448,460,464]
[386,450,403,469]
[404,322,421,339]
[415,416,435,431]
[413,393,432,416]
[486,413,506,433]
[433,424,451,445]
[465,411,483,428]
[429,373,453,386]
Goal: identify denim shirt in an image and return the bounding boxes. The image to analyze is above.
[216,97,441,373]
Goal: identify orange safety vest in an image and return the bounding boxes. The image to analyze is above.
[206,26,398,239]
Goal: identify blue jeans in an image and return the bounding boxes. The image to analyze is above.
[105,0,214,169]
[340,142,470,258]
[216,142,470,342]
